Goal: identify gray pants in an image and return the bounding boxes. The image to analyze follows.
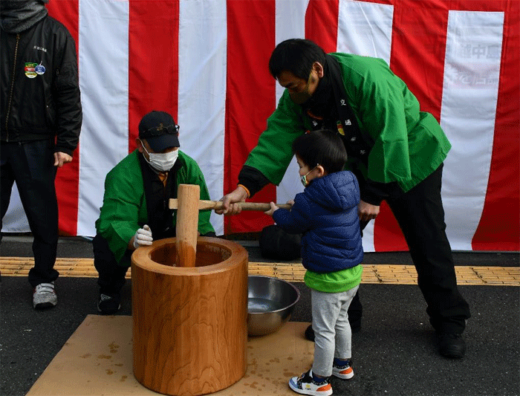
[311,286,359,377]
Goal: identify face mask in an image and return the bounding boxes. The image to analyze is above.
[141,142,178,172]
[300,166,316,187]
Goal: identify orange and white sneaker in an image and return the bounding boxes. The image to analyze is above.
[332,359,354,380]
[288,369,333,396]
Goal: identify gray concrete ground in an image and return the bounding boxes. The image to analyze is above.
[1,236,519,396]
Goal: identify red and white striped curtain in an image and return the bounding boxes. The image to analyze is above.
[3,0,518,252]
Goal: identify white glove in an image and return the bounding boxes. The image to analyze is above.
[133,225,153,249]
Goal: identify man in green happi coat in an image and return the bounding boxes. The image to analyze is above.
[219,39,470,359]
[94,111,215,314]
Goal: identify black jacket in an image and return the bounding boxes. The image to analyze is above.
[0,16,82,155]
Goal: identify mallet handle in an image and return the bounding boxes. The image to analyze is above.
[169,199,291,211]
[175,184,200,267]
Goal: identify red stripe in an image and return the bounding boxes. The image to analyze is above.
[128,1,179,153]
[305,0,339,53]
[306,0,407,252]
[225,0,277,234]
[47,1,80,236]
[472,0,520,250]
[369,0,448,251]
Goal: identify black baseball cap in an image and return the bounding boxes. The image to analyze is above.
[138,111,180,152]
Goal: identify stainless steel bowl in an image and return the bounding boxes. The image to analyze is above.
[247,275,300,336]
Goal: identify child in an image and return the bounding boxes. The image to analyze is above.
[265,129,363,396]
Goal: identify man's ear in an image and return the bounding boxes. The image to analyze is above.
[313,62,324,78]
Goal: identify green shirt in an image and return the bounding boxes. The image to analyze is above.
[305,265,363,293]
[95,150,214,263]
[245,53,451,192]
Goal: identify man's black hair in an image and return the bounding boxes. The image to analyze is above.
[292,129,347,174]
[269,39,327,80]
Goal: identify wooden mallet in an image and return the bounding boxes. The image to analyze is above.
[173,184,291,267]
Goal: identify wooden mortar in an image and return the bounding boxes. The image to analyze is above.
[131,236,248,395]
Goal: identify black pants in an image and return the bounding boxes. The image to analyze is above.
[350,165,471,334]
[93,234,131,295]
[0,139,59,287]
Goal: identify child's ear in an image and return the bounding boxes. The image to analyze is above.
[316,164,326,177]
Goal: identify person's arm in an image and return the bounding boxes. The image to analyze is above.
[272,194,311,234]
[356,177,386,221]
[96,161,144,262]
[244,91,307,185]
[53,24,82,158]
[237,165,271,199]
[337,56,415,216]
[219,91,308,214]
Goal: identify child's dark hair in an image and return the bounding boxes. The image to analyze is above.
[292,129,347,174]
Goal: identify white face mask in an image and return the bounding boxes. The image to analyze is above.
[141,142,178,172]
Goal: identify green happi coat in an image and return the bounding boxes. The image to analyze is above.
[245,52,451,193]
[95,150,214,264]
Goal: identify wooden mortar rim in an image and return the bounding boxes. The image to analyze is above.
[131,236,248,277]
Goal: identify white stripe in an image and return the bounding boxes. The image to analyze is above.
[361,222,375,253]
[1,184,30,232]
[441,11,504,250]
[76,0,130,236]
[337,0,393,252]
[178,0,227,235]
[276,0,309,207]
[337,0,394,65]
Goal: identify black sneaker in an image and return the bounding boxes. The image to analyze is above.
[350,320,361,333]
[438,333,466,358]
[305,322,361,342]
[97,293,121,315]
[305,325,315,341]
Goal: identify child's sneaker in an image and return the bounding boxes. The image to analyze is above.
[288,369,332,396]
[332,359,354,380]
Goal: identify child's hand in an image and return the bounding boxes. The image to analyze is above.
[264,202,279,216]
[287,199,295,208]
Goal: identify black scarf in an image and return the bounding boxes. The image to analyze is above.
[0,1,48,33]
[305,55,373,166]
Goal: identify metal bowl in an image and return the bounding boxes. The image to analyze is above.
[247,275,300,336]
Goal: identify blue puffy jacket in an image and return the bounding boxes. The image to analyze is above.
[272,171,363,273]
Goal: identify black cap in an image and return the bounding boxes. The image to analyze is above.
[138,111,180,152]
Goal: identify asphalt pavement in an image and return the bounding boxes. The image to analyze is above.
[1,236,519,396]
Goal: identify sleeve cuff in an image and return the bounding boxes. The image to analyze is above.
[360,179,392,206]
[55,146,74,156]
[237,184,251,199]
[238,165,271,198]
[360,189,383,206]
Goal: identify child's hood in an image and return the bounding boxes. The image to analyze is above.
[304,171,360,211]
